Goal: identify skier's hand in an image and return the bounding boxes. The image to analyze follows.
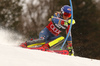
[61,20,68,26]
[61,19,75,25]
[64,21,68,25]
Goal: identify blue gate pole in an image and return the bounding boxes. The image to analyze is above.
[60,0,73,50]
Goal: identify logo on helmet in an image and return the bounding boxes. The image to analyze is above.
[67,8,71,11]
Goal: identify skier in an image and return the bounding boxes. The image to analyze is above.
[20,5,75,55]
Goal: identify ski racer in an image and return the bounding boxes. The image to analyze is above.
[20,5,75,55]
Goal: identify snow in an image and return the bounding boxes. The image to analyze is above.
[0,28,100,66]
[0,27,24,46]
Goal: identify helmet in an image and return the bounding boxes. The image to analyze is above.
[61,5,71,17]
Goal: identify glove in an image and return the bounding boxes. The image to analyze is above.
[61,19,75,26]
[61,21,68,25]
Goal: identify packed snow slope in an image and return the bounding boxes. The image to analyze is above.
[0,28,100,66]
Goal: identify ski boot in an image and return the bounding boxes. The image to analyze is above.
[20,42,27,48]
[68,47,74,56]
[29,43,50,51]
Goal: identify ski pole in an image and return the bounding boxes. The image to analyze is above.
[60,0,73,50]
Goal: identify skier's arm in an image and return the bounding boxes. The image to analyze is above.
[49,14,75,26]
[48,12,65,25]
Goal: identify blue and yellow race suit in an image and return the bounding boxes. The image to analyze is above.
[39,12,75,47]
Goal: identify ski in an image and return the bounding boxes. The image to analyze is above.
[20,41,72,56]
[26,47,69,55]
[46,50,69,55]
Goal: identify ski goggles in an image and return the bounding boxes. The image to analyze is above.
[63,12,71,18]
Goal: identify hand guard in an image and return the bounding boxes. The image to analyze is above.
[68,19,75,25]
[61,19,75,26]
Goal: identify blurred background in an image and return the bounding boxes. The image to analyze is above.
[0,0,100,59]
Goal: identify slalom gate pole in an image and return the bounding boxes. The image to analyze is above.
[60,0,73,50]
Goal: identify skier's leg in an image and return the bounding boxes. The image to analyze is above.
[20,39,45,48]
[28,36,65,51]
[39,36,64,49]
[26,27,51,47]
[26,39,45,45]
[20,28,48,48]
[26,39,45,48]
